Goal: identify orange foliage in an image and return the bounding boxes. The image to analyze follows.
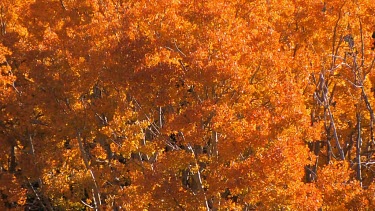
[1,0,375,210]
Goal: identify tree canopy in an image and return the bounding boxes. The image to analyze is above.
[1,0,375,210]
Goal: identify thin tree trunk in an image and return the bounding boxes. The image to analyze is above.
[356,113,362,187]
[77,131,102,211]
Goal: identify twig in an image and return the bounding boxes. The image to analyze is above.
[173,40,186,57]
[81,199,94,209]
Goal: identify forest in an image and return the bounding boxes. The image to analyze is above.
[1,0,375,210]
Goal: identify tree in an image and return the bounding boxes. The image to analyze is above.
[1,0,375,210]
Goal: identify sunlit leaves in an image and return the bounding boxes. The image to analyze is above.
[2,0,375,210]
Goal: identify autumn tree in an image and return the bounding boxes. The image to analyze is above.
[1,0,375,210]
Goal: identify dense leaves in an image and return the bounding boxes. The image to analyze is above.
[1,0,375,210]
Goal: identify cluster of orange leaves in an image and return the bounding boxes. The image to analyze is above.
[1,0,375,210]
